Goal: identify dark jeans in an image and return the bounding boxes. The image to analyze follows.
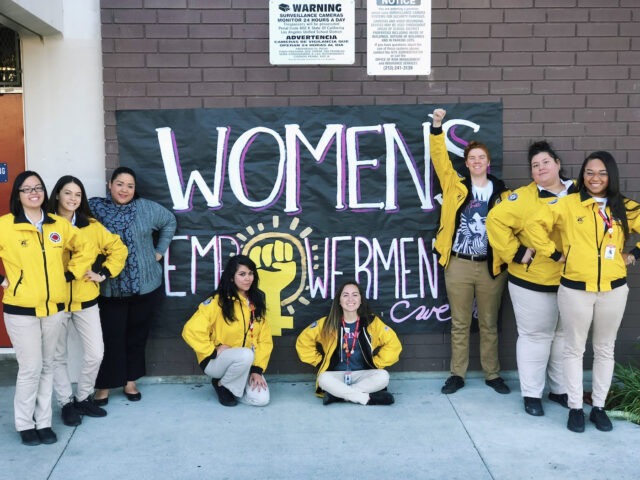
[95,287,162,389]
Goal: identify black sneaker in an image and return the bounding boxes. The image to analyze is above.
[567,408,585,433]
[367,391,395,405]
[523,397,544,416]
[441,375,465,394]
[322,392,345,406]
[548,392,569,408]
[485,377,510,394]
[61,402,82,426]
[36,427,58,445]
[19,428,41,446]
[589,407,613,432]
[75,397,107,418]
[212,379,237,407]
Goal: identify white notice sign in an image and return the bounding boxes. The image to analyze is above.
[269,0,355,65]
[367,0,431,76]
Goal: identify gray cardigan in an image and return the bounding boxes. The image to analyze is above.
[91,197,177,297]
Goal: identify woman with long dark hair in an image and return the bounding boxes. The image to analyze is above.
[487,141,576,417]
[528,151,640,433]
[47,175,127,427]
[0,171,92,446]
[89,166,176,405]
[182,254,273,407]
[296,281,401,406]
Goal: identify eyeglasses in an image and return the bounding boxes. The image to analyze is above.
[18,185,45,194]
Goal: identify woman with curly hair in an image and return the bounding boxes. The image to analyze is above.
[182,254,273,407]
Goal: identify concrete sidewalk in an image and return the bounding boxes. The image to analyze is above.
[1,359,638,480]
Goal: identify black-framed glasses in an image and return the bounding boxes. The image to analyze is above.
[18,185,44,194]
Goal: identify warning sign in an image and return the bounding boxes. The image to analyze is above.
[367,0,431,76]
[269,0,355,65]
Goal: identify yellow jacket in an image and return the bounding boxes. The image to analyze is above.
[0,212,93,316]
[296,315,402,394]
[65,216,128,311]
[487,181,578,291]
[527,190,640,292]
[182,294,273,374]
[430,126,508,277]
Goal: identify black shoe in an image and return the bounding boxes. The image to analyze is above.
[19,428,41,446]
[523,397,544,416]
[36,427,58,445]
[123,389,142,402]
[441,375,465,394]
[93,396,108,407]
[485,377,510,394]
[367,391,395,405]
[212,379,238,407]
[589,407,613,432]
[567,408,585,433]
[322,392,345,406]
[61,402,82,426]
[75,397,107,418]
[548,392,569,408]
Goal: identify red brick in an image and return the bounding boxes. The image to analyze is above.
[576,52,618,65]
[233,53,270,67]
[492,24,533,37]
[447,24,490,38]
[573,136,617,151]
[189,24,231,38]
[203,67,245,82]
[587,95,628,108]
[332,95,376,106]
[533,52,575,66]
[577,23,618,37]
[543,95,586,108]
[490,52,533,66]
[504,38,546,51]
[246,69,288,82]
[533,23,576,37]
[116,97,160,109]
[460,9,503,23]
[363,82,405,95]
[202,39,244,53]
[406,82,447,95]
[232,24,268,39]
[114,10,156,24]
[289,68,331,81]
[159,39,202,53]
[590,8,633,22]
[546,37,587,52]
[446,80,489,94]
[460,68,501,81]
[503,109,531,123]
[115,38,158,52]
[588,66,629,79]
[159,68,201,82]
[276,82,319,96]
[147,82,189,96]
[157,9,201,23]
[103,53,145,68]
[504,9,545,23]
[503,66,544,81]
[547,9,589,22]
[589,37,631,51]
[202,10,245,23]
[189,53,233,67]
[585,123,628,136]
[319,82,362,96]
[115,68,159,82]
[246,97,289,108]
[190,82,233,96]
[233,82,275,96]
[544,66,587,80]
[146,53,189,67]
[503,95,544,109]
[461,39,503,52]
[490,81,531,95]
[159,97,203,109]
[458,94,501,103]
[575,80,617,94]
[145,24,188,38]
[504,123,543,137]
[203,97,246,109]
[102,24,145,38]
[531,109,573,123]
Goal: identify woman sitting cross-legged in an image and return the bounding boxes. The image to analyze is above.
[296,281,402,406]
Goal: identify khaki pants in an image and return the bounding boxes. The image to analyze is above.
[53,305,104,405]
[318,369,390,405]
[4,312,65,431]
[509,282,565,398]
[557,284,628,409]
[204,347,270,406]
[445,256,507,379]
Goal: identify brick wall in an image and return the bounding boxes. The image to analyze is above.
[100,0,640,376]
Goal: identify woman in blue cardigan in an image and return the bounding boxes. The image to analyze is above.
[89,167,176,405]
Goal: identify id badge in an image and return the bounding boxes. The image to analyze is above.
[605,244,616,260]
[344,371,352,386]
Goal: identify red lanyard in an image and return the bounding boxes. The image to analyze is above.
[341,317,360,368]
[597,208,613,238]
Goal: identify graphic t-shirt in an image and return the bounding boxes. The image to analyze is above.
[452,182,493,256]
